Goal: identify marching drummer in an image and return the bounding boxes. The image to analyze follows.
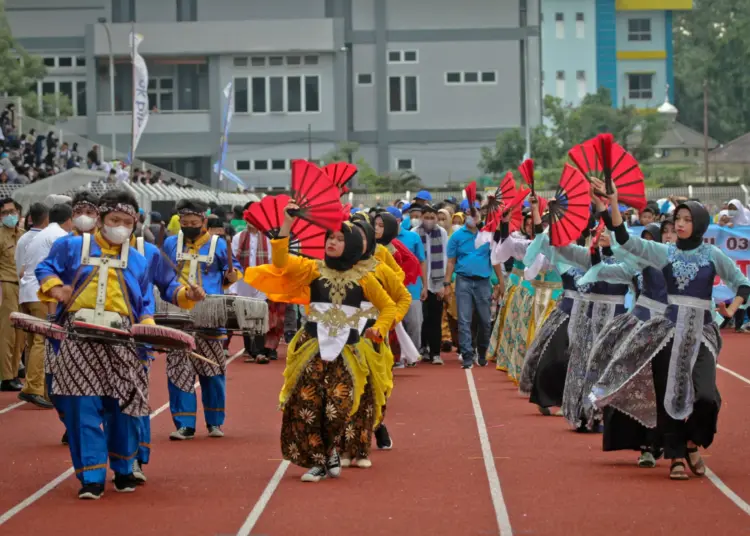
[162,199,241,441]
[35,190,194,500]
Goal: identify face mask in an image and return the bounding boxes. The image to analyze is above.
[73,215,96,232]
[422,220,435,231]
[182,226,202,240]
[102,225,132,245]
[630,214,638,224]
[465,216,476,228]
[2,214,18,228]
[727,209,738,218]
[410,218,420,227]
[452,224,462,232]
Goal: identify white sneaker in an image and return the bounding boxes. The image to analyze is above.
[326,450,342,478]
[432,356,444,365]
[340,454,352,467]
[132,460,147,483]
[300,466,327,482]
[355,458,372,468]
[207,426,224,438]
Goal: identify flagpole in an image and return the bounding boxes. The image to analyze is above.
[130,20,137,180]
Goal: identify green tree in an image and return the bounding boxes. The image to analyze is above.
[0,0,72,123]
[673,0,750,143]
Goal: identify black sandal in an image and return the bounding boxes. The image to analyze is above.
[686,447,706,477]
[669,460,689,480]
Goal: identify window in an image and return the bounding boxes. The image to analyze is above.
[35,80,87,116]
[304,76,320,112]
[303,55,319,65]
[233,57,248,67]
[43,57,55,67]
[176,0,197,22]
[627,73,653,99]
[388,76,418,113]
[251,77,266,112]
[59,81,73,107]
[628,18,651,41]
[148,77,174,111]
[446,72,461,84]
[236,160,251,171]
[576,71,586,98]
[250,57,265,67]
[575,12,585,38]
[77,81,87,116]
[357,73,373,85]
[555,12,564,39]
[269,56,284,66]
[112,0,136,23]
[234,77,248,113]
[269,76,284,112]
[481,71,497,83]
[555,71,565,99]
[287,76,302,112]
[253,160,269,171]
[58,56,73,68]
[388,50,418,64]
[76,56,86,67]
[464,72,479,83]
[396,158,413,171]
[270,160,287,171]
[286,56,302,66]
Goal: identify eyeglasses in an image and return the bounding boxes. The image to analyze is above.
[0,208,18,217]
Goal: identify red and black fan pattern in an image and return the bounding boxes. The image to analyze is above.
[547,164,592,247]
[323,162,358,195]
[290,160,345,231]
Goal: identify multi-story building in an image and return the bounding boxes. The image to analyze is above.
[541,0,692,109]
[6,0,543,189]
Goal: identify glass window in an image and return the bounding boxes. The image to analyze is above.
[286,56,302,66]
[41,81,55,95]
[271,159,286,170]
[253,160,269,170]
[250,57,265,67]
[388,76,402,112]
[112,0,136,23]
[404,76,418,112]
[233,57,248,67]
[287,76,302,112]
[236,160,251,171]
[396,159,413,170]
[176,0,197,22]
[269,76,284,112]
[627,18,651,41]
[58,56,73,67]
[76,81,87,116]
[303,55,319,65]
[388,51,401,63]
[403,51,418,62]
[357,73,373,85]
[43,57,55,67]
[251,77,266,113]
[234,77,248,113]
[446,72,461,84]
[58,81,74,105]
[304,76,320,112]
[481,71,497,83]
[76,56,86,67]
[627,73,653,99]
[269,56,284,66]
[464,72,479,83]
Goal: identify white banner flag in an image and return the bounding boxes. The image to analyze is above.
[130,32,149,157]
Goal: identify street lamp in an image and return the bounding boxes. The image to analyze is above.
[97,17,116,160]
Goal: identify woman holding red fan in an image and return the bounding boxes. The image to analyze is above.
[244,201,397,483]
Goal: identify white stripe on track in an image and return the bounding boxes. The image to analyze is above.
[0,401,26,415]
[0,349,245,527]
[705,467,750,516]
[465,369,513,536]
[236,460,290,536]
[717,364,750,386]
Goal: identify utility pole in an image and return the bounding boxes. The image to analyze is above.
[703,79,709,185]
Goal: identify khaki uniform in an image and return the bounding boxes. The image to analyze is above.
[0,226,24,381]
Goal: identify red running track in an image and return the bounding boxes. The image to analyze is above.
[0,334,749,535]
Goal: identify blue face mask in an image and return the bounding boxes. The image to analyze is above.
[2,214,18,228]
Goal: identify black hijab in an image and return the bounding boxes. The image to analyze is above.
[375,212,399,246]
[351,211,372,225]
[353,219,376,260]
[324,222,364,271]
[642,222,662,243]
[675,201,709,251]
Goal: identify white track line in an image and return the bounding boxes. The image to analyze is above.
[0,401,26,415]
[717,364,750,386]
[705,467,750,515]
[236,460,290,536]
[465,369,513,536]
[0,349,244,527]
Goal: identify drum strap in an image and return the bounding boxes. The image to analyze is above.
[81,233,129,324]
[176,232,219,285]
[136,237,145,256]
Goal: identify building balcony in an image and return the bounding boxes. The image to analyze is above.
[96,110,211,135]
[92,19,338,57]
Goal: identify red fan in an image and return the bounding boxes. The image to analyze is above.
[590,218,607,254]
[290,160,345,231]
[547,164,593,247]
[341,203,353,220]
[464,181,477,210]
[323,162,358,196]
[243,194,327,258]
[568,133,646,211]
[391,239,421,286]
[519,159,535,196]
[482,172,517,232]
[507,185,531,233]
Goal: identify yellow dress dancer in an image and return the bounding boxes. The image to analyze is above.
[244,205,396,483]
[343,217,411,467]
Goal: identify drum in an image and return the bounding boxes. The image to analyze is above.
[131,324,196,352]
[192,295,230,329]
[10,312,66,341]
[72,320,131,344]
[230,296,268,335]
[154,312,194,330]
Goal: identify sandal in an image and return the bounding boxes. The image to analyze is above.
[669,460,689,480]
[244,355,256,363]
[686,447,706,477]
[256,356,270,365]
[537,406,551,416]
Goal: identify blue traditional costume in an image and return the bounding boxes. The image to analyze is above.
[592,202,750,477]
[36,197,181,499]
[162,204,241,440]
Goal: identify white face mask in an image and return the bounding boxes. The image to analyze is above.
[452,224,462,231]
[727,209,739,218]
[73,215,96,232]
[465,216,476,228]
[410,218,421,227]
[102,225,132,245]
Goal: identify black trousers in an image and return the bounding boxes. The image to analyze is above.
[421,291,443,357]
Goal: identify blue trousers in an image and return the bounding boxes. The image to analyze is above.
[168,374,226,429]
[58,395,139,485]
[45,372,65,425]
[455,275,492,364]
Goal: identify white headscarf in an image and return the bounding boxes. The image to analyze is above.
[727,199,750,225]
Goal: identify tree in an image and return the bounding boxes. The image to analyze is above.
[674,0,750,142]
[0,0,73,123]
